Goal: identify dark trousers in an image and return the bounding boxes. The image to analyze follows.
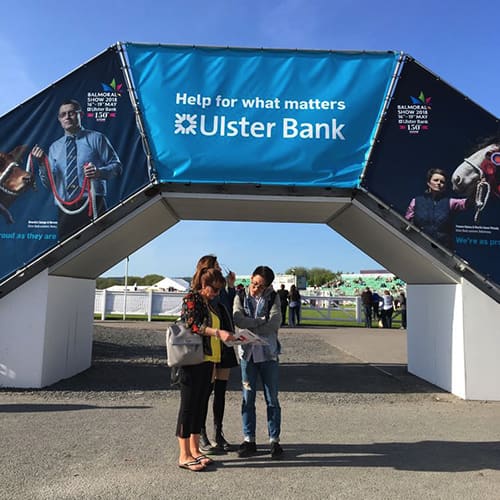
[176,361,213,438]
[363,305,372,328]
[381,308,393,328]
[280,305,287,325]
[58,195,107,241]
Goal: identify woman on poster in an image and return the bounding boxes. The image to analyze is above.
[405,168,470,250]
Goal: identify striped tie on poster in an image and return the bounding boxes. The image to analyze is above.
[65,135,78,200]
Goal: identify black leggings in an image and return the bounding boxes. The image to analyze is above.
[176,361,213,438]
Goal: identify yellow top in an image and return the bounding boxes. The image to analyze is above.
[204,309,222,363]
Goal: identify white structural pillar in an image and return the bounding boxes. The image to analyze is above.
[407,279,500,400]
[0,269,95,388]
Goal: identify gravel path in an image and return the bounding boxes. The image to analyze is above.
[1,322,499,500]
[3,321,447,403]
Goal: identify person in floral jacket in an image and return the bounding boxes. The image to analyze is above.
[175,267,235,472]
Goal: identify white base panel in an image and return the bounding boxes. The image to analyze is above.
[407,280,500,400]
[0,270,94,388]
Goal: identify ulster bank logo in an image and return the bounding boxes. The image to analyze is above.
[175,113,198,134]
[173,112,345,140]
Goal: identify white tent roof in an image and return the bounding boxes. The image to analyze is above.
[152,277,190,291]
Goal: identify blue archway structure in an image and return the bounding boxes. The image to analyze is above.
[0,44,499,398]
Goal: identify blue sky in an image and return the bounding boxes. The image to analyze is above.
[1,0,498,278]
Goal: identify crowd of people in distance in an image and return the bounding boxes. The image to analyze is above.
[322,273,406,298]
[277,284,302,327]
[361,287,407,329]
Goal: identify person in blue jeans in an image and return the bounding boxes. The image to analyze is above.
[233,265,283,459]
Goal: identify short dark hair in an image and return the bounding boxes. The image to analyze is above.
[59,99,82,112]
[252,265,275,286]
[426,168,447,182]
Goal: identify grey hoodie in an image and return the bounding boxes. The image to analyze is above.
[233,286,281,362]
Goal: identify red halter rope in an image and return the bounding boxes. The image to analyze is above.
[28,153,95,218]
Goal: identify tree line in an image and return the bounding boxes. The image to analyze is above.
[96,274,164,290]
[285,267,341,287]
[97,267,341,290]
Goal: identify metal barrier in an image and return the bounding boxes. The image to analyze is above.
[299,295,362,323]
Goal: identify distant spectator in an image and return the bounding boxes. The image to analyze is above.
[288,285,301,327]
[398,291,407,329]
[380,290,394,328]
[360,287,373,328]
[277,284,289,326]
[372,291,381,320]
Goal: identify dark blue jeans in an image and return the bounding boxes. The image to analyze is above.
[240,358,281,441]
[289,306,299,327]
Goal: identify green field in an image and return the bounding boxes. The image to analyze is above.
[96,307,403,329]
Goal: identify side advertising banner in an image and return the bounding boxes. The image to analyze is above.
[0,47,149,282]
[364,59,500,286]
[125,44,399,187]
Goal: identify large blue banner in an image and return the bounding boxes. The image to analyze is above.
[0,48,149,282]
[125,44,399,187]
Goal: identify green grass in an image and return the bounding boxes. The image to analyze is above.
[95,309,403,329]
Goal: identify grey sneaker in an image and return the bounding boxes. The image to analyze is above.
[270,442,283,459]
[237,441,257,458]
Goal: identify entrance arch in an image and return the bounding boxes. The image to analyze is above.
[1,185,499,400]
[0,44,499,398]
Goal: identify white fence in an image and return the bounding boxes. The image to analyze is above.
[95,290,184,321]
[94,289,364,323]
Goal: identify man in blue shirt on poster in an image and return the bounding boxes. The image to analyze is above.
[31,99,122,240]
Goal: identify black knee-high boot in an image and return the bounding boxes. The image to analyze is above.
[200,381,214,451]
[213,379,231,451]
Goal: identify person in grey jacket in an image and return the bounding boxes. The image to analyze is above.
[233,265,283,459]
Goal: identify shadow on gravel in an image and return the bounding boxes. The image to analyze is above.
[0,403,151,413]
[42,358,440,395]
[219,441,500,472]
[22,325,442,394]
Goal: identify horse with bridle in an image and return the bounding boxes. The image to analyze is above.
[452,142,500,223]
[0,145,36,224]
